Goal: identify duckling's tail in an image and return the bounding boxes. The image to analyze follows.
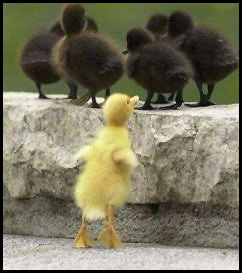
[83,208,106,222]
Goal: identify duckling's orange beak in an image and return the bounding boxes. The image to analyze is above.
[130,95,139,106]
[123,49,129,55]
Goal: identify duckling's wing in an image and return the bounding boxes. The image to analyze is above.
[113,148,138,169]
[20,52,50,66]
[126,55,139,77]
[98,56,123,75]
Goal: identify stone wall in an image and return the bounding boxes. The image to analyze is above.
[3,93,239,248]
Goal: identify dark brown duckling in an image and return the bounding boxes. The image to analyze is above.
[168,11,239,107]
[19,21,78,99]
[19,23,63,99]
[146,13,168,41]
[86,16,99,32]
[52,4,124,108]
[123,28,192,110]
[145,13,174,104]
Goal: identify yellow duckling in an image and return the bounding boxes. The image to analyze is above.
[74,93,139,248]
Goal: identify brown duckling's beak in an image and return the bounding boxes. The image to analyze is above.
[130,95,139,106]
[123,49,129,55]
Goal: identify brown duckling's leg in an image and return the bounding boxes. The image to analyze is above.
[74,216,93,248]
[90,91,101,108]
[152,94,169,104]
[136,90,157,110]
[67,83,78,100]
[105,88,111,100]
[35,82,49,99]
[185,80,216,107]
[159,89,184,110]
[98,204,122,248]
[167,92,176,102]
[207,84,215,100]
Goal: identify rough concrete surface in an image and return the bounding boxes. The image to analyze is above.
[3,235,239,270]
[3,93,239,249]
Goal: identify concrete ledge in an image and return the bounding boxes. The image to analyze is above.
[3,92,239,248]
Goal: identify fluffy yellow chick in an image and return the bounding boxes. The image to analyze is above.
[74,93,139,249]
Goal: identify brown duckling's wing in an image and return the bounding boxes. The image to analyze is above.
[98,56,123,75]
[181,27,238,68]
[126,54,140,78]
[20,51,50,66]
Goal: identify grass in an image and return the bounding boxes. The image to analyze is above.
[3,3,239,104]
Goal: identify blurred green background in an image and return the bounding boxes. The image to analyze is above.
[3,3,239,104]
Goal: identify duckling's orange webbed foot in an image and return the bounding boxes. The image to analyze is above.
[74,218,93,248]
[98,205,122,249]
[74,229,93,248]
[98,224,122,249]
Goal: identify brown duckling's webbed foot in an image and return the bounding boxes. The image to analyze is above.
[136,104,157,110]
[185,81,216,108]
[152,94,169,104]
[36,82,49,99]
[90,97,101,108]
[136,90,157,110]
[185,99,216,108]
[159,89,183,110]
[67,83,78,100]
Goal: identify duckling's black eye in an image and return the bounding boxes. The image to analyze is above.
[127,100,130,104]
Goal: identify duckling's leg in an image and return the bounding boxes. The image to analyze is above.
[90,91,101,108]
[98,205,122,248]
[207,84,215,100]
[67,83,78,100]
[167,92,176,102]
[152,94,168,104]
[74,216,93,248]
[105,88,111,100]
[36,82,49,99]
[185,80,216,107]
[136,90,156,110]
[159,89,183,110]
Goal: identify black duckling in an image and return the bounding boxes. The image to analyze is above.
[168,11,239,107]
[146,13,168,41]
[86,16,99,32]
[52,4,124,108]
[123,28,192,110]
[19,22,78,99]
[145,13,176,104]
